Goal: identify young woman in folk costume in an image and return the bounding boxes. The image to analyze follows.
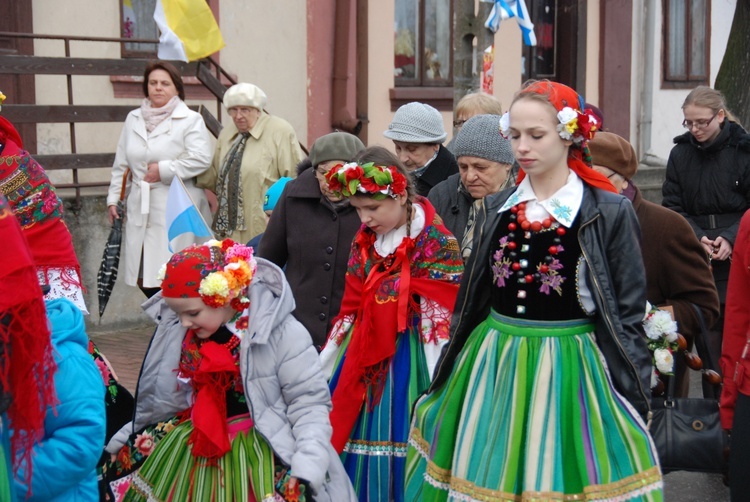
[319,147,464,500]
[104,239,356,502]
[405,80,663,501]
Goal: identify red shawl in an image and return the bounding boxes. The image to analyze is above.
[0,194,57,491]
[329,198,462,452]
[0,118,82,284]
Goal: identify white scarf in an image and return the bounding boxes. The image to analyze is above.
[140,96,180,134]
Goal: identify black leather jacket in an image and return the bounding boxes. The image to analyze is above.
[431,184,652,416]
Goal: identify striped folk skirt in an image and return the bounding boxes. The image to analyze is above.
[328,324,431,501]
[406,311,663,501]
[123,414,299,502]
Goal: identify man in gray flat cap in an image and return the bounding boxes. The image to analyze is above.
[383,102,458,197]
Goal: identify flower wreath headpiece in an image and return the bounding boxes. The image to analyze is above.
[325,161,408,200]
[159,239,257,311]
[498,106,601,145]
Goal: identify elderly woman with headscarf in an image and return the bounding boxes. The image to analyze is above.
[197,83,304,244]
[107,60,213,298]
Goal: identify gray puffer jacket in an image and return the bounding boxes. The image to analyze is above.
[107,258,356,501]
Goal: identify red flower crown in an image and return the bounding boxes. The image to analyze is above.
[325,162,408,200]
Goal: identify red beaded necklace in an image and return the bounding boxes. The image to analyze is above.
[191,331,241,352]
[507,202,567,284]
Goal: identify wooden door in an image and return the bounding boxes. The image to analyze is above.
[522,0,586,93]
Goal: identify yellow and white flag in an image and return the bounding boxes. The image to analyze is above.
[154,0,225,62]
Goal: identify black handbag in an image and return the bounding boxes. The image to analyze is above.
[649,304,728,473]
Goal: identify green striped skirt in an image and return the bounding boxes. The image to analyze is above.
[406,311,663,501]
[0,429,11,502]
[123,414,281,502]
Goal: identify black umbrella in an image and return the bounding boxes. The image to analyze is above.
[97,169,129,318]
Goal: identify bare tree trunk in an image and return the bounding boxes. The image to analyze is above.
[453,0,494,108]
[714,1,750,128]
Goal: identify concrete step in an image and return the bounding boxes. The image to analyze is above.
[632,160,666,205]
[638,184,664,205]
[633,164,667,187]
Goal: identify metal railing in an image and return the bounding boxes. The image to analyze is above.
[0,31,233,209]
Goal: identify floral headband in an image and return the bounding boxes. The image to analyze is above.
[159,239,257,311]
[498,106,600,145]
[325,161,408,200]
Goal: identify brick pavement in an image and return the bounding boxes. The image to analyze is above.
[90,325,155,394]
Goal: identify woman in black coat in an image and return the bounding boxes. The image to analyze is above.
[257,132,364,348]
[662,85,750,344]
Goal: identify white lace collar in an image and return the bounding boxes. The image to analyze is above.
[374,202,426,256]
[498,170,583,228]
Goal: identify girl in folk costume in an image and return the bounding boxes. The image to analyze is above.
[319,147,464,500]
[406,81,663,501]
[105,239,355,502]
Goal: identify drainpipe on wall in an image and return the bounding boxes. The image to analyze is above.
[332,0,363,135]
[637,0,656,161]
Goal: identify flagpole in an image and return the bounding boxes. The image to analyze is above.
[175,176,215,240]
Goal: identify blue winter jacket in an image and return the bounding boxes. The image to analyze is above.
[14,298,105,501]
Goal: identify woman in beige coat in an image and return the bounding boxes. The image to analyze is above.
[197,83,303,244]
[106,61,212,297]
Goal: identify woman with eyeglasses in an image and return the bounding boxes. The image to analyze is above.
[257,132,365,349]
[662,85,750,377]
[197,83,304,245]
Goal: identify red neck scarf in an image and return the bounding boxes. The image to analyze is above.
[179,329,241,462]
[515,80,617,194]
[329,199,461,452]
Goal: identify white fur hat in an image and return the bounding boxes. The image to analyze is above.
[223,83,268,110]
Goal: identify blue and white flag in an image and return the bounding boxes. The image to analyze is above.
[166,177,213,252]
[482,0,537,46]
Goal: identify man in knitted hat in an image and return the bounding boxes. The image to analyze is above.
[197,83,304,244]
[590,131,719,397]
[258,131,365,347]
[384,102,458,196]
[429,114,515,259]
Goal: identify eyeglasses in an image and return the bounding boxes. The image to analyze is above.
[228,107,258,117]
[682,111,719,130]
[453,119,467,128]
